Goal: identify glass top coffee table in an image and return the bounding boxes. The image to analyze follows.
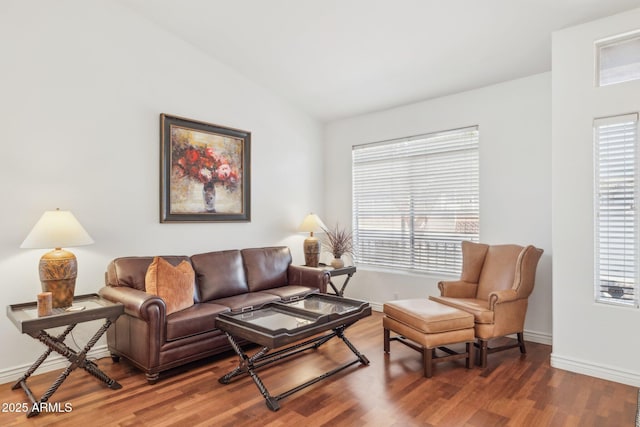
[215,293,371,411]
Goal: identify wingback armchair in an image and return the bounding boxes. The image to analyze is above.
[429,241,543,367]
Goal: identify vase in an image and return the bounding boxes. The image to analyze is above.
[331,257,344,269]
[203,182,216,212]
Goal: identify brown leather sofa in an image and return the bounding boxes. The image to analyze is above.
[99,246,329,383]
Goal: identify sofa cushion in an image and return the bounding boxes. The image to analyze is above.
[145,257,195,315]
[191,250,249,301]
[241,247,291,292]
[166,302,230,341]
[263,285,319,301]
[212,292,280,312]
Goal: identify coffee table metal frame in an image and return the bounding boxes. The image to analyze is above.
[7,293,124,418]
[215,294,371,411]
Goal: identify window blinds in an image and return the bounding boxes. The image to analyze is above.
[352,126,479,275]
[597,34,640,87]
[594,113,639,307]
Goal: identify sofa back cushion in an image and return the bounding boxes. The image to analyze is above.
[191,250,249,301]
[106,256,191,292]
[241,247,291,292]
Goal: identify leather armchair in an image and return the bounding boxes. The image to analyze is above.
[429,241,543,367]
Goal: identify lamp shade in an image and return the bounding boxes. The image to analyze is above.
[297,213,327,235]
[21,209,94,249]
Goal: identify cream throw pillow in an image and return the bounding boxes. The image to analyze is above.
[145,257,195,315]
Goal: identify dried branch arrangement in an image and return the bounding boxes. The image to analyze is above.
[322,223,353,258]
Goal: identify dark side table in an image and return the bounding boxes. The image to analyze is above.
[7,293,124,417]
[319,264,356,297]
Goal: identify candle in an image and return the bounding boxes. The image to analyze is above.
[37,292,52,317]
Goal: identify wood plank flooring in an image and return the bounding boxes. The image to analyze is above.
[0,312,637,426]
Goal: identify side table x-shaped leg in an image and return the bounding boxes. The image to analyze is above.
[327,266,356,297]
[12,319,121,418]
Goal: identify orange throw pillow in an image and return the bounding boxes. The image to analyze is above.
[145,257,195,315]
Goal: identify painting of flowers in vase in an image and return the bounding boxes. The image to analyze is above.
[160,114,251,222]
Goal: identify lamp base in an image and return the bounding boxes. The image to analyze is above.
[39,249,77,308]
[303,236,321,268]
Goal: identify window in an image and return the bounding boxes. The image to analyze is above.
[597,33,640,87]
[594,113,639,307]
[352,126,479,275]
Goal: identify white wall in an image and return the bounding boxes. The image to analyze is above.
[551,8,640,387]
[0,0,323,382]
[324,73,553,344]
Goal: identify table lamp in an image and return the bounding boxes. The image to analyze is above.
[20,208,94,308]
[298,213,326,267]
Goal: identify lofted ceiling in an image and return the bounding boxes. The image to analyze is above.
[119,0,640,122]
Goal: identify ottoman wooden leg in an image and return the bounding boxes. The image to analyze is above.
[517,332,527,354]
[466,342,474,369]
[478,339,488,368]
[423,347,433,378]
[384,328,390,353]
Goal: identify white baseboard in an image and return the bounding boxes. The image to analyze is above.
[522,330,552,346]
[371,302,384,312]
[551,353,640,387]
[371,301,552,346]
[0,344,111,385]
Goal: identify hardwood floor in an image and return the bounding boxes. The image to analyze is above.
[0,312,637,426]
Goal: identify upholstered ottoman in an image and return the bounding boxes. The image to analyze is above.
[383,299,475,377]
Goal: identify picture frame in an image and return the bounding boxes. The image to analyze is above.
[160,114,251,222]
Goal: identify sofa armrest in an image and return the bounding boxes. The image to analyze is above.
[287,265,330,293]
[99,286,166,321]
[437,280,478,298]
[488,289,519,310]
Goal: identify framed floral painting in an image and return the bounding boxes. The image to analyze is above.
[160,114,251,222]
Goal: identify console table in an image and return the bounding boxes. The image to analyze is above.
[7,293,124,417]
